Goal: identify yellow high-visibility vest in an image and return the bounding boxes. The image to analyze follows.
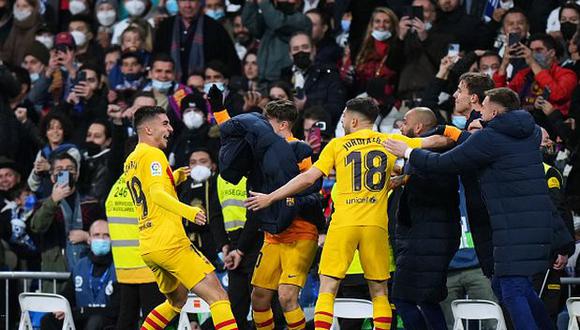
[217,175,247,232]
[105,174,155,284]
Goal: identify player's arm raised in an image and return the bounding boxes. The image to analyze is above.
[244,167,324,211]
[149,182,206,225]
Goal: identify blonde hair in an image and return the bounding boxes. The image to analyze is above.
[355,7,399,66]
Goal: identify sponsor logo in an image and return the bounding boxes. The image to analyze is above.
[150,162,162,176]
[346,196,377,205]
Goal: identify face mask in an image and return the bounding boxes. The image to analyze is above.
[204,81,225,94]
[322,178,335,190]
[68,0,87,15]
[152,79,173,92]
[561,22,578,41]
[206,8,225,21]
[71,30,87,47]
[125,0,146,17]
[276,2,295,15]
[533,52,550,69]
[165,0,178,15]
[13,8,32,21]
[90,239,111,256]
[183,111,204,130]
[30,72,40,83]
[36,35,54,49]
[499,0,514,10]
[341,19,351,32]
[125,72,142,81]
[293,51,312,70]
[372,29,392,41]
[97,10,117,26]
[190,165,211,182]
[482,68,495,78]
[451,115,467,129]
[84,141,102,156]
[235,32,251,46]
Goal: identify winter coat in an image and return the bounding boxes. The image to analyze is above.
[409,110,572,276]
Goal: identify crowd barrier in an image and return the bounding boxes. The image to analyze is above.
[0,271,70,330]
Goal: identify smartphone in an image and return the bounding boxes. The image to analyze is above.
[295,87,305,100]
[57,171,70,187]
[448,43,460,57]
[55,44,69,54]
[412,6,424,21]
[309,126,322,146]
[76,70,87,85]
[313,121,327,132]
[403,6,414,19]
[508,32,521,47]
[542,88,551,101]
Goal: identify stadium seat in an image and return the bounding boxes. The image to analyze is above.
[567,297,580,330]
[331,298,374,330]
[177,294,211,330]
[18,293,75,330]
[451,299,506,330]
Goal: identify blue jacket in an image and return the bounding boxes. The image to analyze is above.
[409,110,571,276]
[72,256,116,308]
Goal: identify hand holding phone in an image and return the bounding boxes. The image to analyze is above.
[57,171,70,187]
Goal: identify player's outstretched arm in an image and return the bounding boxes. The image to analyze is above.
[149,182,206,225]
[244,167,324,211]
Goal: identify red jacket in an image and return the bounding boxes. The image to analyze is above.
[493,63,577,116]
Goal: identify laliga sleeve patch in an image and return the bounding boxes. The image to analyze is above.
[151,162,162,176]
[547,177,560,189]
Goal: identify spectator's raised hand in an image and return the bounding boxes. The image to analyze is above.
[492,8,507,22]
[411,17,427,41]
[34,157,50,174]
[68,229,89,244]
[51,183,73,203]
[72,81,93,100]
[436,55,456,80]
[534,96,556,115]
[46,51,60,78]
[243,91,262,112]
[14,107,27,123]
[398,16,413,40]
[57,49,76,77]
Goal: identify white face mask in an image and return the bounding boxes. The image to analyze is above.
[371,29,392,41]
[183,111,204,130]
[190,165,211,182]
[97,10,116,26]
[125,0,146,16]
[70,30,87,47]
[482,68,496,78]
[13,8,32,21]
[36,35,54,49]
[68,0,87,15]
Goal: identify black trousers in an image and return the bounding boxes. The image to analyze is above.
[115,282,165,330]
[227,249,259,330]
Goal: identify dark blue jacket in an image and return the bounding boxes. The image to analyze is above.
[409,110,571,276]
[72,255,116,308]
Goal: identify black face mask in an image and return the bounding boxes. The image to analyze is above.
[561,22,578,41]
[540,145,557,165]
[125,72,142,81]
[293,51,312,70]
[276,2,295,15]
[84,141,102,156]
[235,32,252,46]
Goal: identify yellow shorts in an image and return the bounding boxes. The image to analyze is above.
[142,245,215,294]
[251,239,317,290]
[319,226,390,281]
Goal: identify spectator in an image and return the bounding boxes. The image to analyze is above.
[478,51,502,78]
[109,51,147,93]
[494,33,577,117]
[103,46,121,76]
[154,0,239,82]
[22,41,53,113]
[0,0,42,66]
[111,0,155,51]
[562,33,580,76]
[0,63,21,162]
[0,0,12,45]
[41,220,119,330]
[242,0,312,83]
[268,80,293,101]
[27,112,81,199]
[282,31,345,128]
[0,158,23,210]
[68,15,103,66]
[546,1,580,42]
[78,119,113,206]
[30,153,102,292]
[392,107,460,329]
[34,23,55,50]
[230,51,264,95]
[305,9,342,66]
[186,71,205,93]
[353,7,403,97]
[169,92,220,168]
[493,7,530,78]
[335,11,350,49]
[232,13,258,61]
[204,0,226,25]
[67,0,91,17]
[94,0,118,50]
[205,60,246,116]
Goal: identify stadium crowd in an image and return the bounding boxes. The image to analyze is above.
[1,0,580,329]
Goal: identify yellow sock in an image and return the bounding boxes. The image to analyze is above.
[210,300,238,330]
[284,307,306,330]
[314,292,335,330]
[140,300,179,330]
[372,295,393,330]
[253,307,274,330]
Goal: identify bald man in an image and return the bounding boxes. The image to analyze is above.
[391,107,461,330]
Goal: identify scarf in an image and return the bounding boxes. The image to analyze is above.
[0,11,40,66]
[61,193,88,269]
[171,14,205,81]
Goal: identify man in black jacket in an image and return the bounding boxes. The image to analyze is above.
[153,0,240,83]
[392,107,460,329]
[0,63,22,161]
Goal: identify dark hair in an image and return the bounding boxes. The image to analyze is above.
[478,51,501,66]
[289,31,313,47]
[151,53,175,69]
[133,106,167,129]
[104,45,122,57]
[501,7,528,26]
[50,152,78,171]
[559,3,580,21]
[268,81,293,100]
[303,105,331,123]
[10,66,31,92]
[89,118,112,139]
[205,60,230,79]
[69,14,94,33]
[264,99,298,125]
[121,25,146,43]
[131,91,156,106]
[459,72,495,105]
[40,112,73,143]
[305,8,330,28]
[528,33,557,51]
[78,63,102,84]
[345,97,379,122]
[242,51,257,65]
[484,87,520,111]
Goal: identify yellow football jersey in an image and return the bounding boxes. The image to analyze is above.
[123,143,191,254]
[313,129,421,229]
